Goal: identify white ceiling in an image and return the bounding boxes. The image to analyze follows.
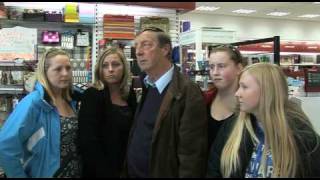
[194,2,320,22]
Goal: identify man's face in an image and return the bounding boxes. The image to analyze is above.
[134,31,163,73]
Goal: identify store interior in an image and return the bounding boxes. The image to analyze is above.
[0,2,320,134]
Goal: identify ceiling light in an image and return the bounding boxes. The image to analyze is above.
[298,14,320,18]
[267,12,290,16]
[313,2,320,4]
[196,6,220,11]
[232,9,257,14]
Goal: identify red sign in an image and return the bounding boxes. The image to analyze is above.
[238,42,320,53]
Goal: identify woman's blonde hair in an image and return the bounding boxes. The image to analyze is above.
[93,47,131,100]
[220,63,318,177]
[36,48,72,105]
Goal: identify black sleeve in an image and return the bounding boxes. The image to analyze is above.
[299,131,320,177]
[207,126,224,177]
[78,87,108,177]
[127,81,137,113]
[207,118,235,178]
[308,140,320,177]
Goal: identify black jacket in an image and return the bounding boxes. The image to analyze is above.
[78,85,137,177]
[207,114,320,178]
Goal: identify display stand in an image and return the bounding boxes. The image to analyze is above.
[304,68,320,94]
[180,27,235,69]
[231,36,280,65]
[179,28,235,90]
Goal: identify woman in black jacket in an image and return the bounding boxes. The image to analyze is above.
[78,47,137,177]
[207,63,320,178]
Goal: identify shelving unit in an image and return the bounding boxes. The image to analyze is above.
[0,19,94,28]
[0,85,24,95]
[0,59,36,126]
[0,3,96,127]
[180,27,235,68]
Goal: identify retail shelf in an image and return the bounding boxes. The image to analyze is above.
[0,19,95,28]
[0,62,25,67]
[0,85,24,95]
[0,61,38,71]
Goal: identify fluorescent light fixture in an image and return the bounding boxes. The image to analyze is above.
[232,9,257,14]
[313,2,320,4]
[267,12,290,16]
[196,6,220,11]
[298,14,320,18]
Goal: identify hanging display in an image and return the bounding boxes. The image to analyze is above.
[41,31,60,44]
[76,31,90,47]
[61,31,75,49]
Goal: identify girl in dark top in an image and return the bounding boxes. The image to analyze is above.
[203,45,246,150]
[207,63,320,178]
[78,47,137,177]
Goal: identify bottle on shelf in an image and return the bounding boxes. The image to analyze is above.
[12,96,19,110]
[7,70,14,85]
[0,71,8,85]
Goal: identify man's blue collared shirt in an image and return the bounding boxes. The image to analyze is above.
[143,65,174,94]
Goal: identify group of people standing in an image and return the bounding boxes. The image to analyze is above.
[0,27,319,178]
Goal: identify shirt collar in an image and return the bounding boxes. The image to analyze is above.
[144,65,174,94]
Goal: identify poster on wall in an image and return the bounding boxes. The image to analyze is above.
[0,26,37,61]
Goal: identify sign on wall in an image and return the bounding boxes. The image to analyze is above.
[0,26,37,60]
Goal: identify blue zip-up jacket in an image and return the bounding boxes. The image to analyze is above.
[0,82,76,177]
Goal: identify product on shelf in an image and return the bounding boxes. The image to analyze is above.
[44,11,63,22]
[64,3,79,23]
[0,2,8,19]
[140,16,170,33]
[103,14,135,40]
[42,30,60,44]
[76,30,90,47]
[22,9,45,21]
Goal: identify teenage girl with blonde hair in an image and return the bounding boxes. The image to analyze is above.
[207,63,320,178]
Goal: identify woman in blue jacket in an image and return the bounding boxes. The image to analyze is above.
[0,48,81,177]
